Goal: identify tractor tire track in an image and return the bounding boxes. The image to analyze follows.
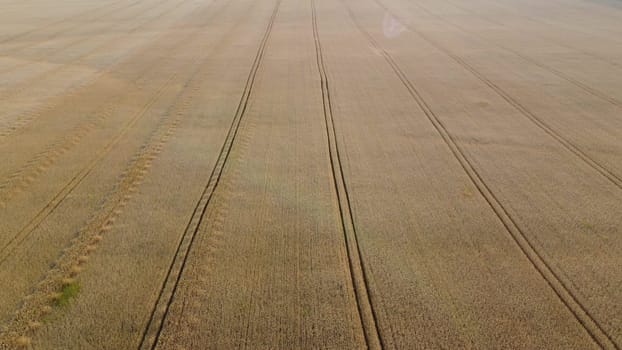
[311,1,383,349]
[0,0,197,141]
[0,0,198,208]
[138,1,281,348]
[0,0,231,264]
[344,1,619,349]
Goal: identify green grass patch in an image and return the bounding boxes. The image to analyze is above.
[55,281,81,307]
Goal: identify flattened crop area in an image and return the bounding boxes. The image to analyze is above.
[1,0,621,348]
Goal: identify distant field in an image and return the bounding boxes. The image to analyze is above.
[0,0,621,348]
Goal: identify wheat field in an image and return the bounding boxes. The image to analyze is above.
[0,0,621,348]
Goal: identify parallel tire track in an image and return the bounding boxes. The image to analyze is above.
[138,1,281,348]
[0,0,228,265]
[345,2,619,349]
[376,0,622,191]
[311,1,383,349]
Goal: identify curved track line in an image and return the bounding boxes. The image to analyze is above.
[344,1,619,349]
[311,1,383,349]
[138,1,281,348]
[0,0,227,265]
